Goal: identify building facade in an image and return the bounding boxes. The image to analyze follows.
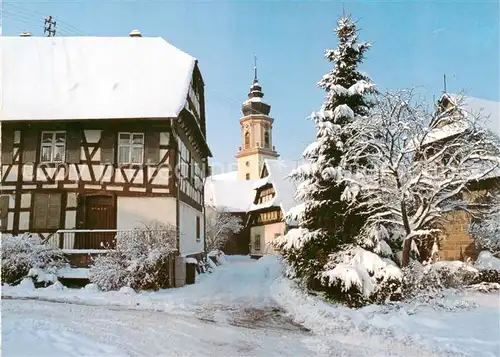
[0,34,211,264]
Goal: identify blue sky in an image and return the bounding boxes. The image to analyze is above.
[3,0,499,169]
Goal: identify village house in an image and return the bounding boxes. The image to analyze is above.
[0,32,212,280]
[247,159,300,257]
[428,93,500,261]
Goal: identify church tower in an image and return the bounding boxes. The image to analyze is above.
[235,58,279,180]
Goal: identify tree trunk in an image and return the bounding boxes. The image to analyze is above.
[401,238,412,267]
[400,200,412,267]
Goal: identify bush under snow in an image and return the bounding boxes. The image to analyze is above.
[89,221,177,291]
[320,247,403,307]
[475,250,500,271]
[1,234,67,285]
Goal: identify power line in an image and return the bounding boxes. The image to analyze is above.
[3,10,77,36]
[5,2,85,35]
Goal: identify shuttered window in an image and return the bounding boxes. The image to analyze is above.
[1,128,14,165]
[196,216,201,242]
[254,235,261,251]
[0,196,9,231]
[33,193,62,230]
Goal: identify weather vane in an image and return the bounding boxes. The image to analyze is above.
[253,54,258,82]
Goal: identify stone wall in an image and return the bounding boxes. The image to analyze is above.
[437,189,490,261]
[438,210,477,261]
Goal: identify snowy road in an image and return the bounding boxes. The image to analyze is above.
[2,299,320,357]
[3,256,498,356]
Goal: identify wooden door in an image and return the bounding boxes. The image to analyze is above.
[78,195,116,249]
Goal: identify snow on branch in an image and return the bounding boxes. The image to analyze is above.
[339,89,500,266]
[321,247,402,297]
[205,209,243,253]
[469,192,500,256]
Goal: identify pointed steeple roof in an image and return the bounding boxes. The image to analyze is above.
[242,55,271,116]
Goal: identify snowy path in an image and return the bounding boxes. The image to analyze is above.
[3,256,498,356]
[2,299,318,357]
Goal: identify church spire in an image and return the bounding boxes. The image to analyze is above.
[253,55,258,83]
[242,56,271,116]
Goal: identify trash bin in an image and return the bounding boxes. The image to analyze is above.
[186,262,196,285]
[174,256,186,288]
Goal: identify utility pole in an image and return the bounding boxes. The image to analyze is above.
[44,15,56,37]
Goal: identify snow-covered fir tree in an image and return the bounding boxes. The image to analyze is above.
[278,15,396,306]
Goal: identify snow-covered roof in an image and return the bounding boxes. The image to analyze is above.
[423,121,470,146]
[204,171,256,212]
[426,94,500,144]
[452,95,500,137]
[0,36,197,121]
[249,159,302,217]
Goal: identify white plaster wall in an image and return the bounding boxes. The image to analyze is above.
[19,212,30,230]
[65,211,76,229]
[84,130,101,144]
[237,155,260,181]
[250,222,284,256]
[117,197,177,230]
[7,212,14,230]
[263,222,285,255]
[178,202,204,256]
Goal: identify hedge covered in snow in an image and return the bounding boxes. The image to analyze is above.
[1,234,67,285]
[88,221,177,291]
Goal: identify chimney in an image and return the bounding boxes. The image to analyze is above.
[129,29,142,37]
[20,32,32,37]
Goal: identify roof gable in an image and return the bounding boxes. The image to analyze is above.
[250,159,303,215]
[204,171,256,212]
[0,36,197,121]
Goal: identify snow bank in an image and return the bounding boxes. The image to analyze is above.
[28,268,58,284]
[84,284,100,293]
[45,281,66,291]
[432,260,479,274]
[271,268,499,356]
[119,287,136,295]
[476,251,500,270]
[18,278,35,291]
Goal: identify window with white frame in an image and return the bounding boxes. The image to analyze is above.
[40,131,66,163]
[118,133,144,164]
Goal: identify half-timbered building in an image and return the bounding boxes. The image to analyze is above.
[0,33,211,263]
[247,159,299,257]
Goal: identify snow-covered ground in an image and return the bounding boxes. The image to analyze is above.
[2,255,499,356]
